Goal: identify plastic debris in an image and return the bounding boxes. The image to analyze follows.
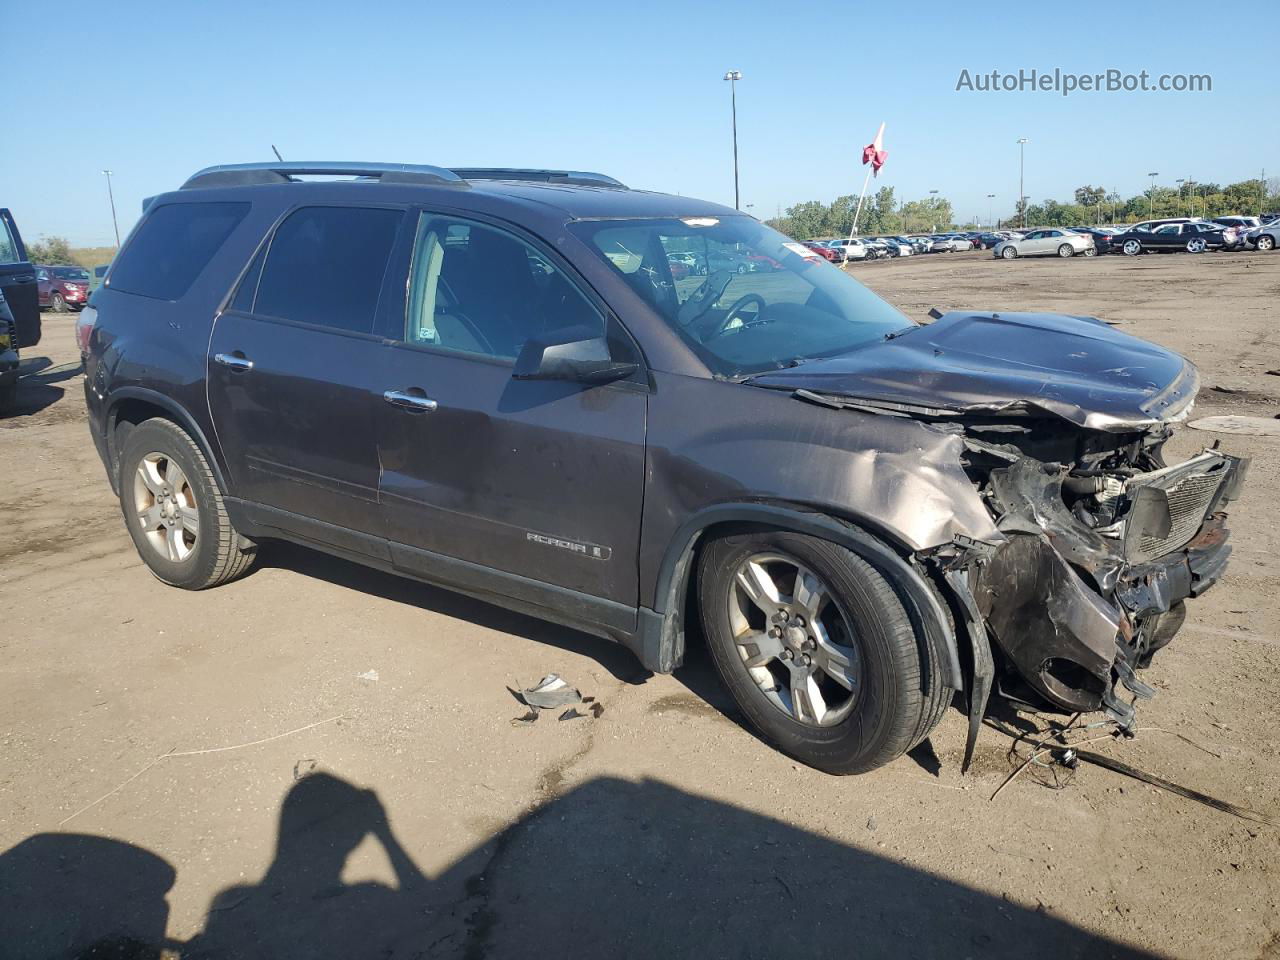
[356,669,379,682]
[511,675,605,724]
[518,674,582,709]
[511,709,540,727]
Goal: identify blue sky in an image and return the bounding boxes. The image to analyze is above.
[1,0,1270,245]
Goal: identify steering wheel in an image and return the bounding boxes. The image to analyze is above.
[708,293,767,339]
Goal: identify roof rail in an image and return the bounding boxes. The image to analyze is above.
[181,161,465,190]
[449,168,627,188]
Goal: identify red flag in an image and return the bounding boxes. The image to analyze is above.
[862,122,887,176]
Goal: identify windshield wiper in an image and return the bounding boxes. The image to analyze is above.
[883,324,920,341]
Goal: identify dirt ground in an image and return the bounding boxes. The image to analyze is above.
[2,250,1278,959]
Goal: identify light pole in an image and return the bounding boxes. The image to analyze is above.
[986,193,996,229]
[928,190,939,232]
[102,169,120,247]
[1147,172,1159,219]
[723,70,742,210]
[1175,178,1185,217]
[1016,138,1028,227]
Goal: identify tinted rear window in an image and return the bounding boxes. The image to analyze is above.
[108,202,249,300]
[252,206,402,335]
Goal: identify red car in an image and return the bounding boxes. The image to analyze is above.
[801,242,840,263]
[37,265,91,312]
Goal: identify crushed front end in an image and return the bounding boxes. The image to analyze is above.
[950,415,1248,729]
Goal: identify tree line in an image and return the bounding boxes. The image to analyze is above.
[768,178,1279,238]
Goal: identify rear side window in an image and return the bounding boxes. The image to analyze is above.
[253,206,402,335]
[109,202,249,300]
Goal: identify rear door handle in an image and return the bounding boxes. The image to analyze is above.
[383,389,438,412]
[214,352,254,372]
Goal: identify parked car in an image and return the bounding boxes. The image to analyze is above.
[0,207,41,348]
[1126,217,1193,234]
[801,241,841,263]
[89,264,111,294]
[971,233,1003,250]
[875,237,914,257]
[1243,220,1280,251]
[1068,228,1115,254]
[861,239,892,260]
[930,235,972,252]
[1115,221,1233,255]
[994,229,1095,259]
[825,238,869,261]
[37,265,92,312]
[1212,216,1260,232]
[82,160,1247,775]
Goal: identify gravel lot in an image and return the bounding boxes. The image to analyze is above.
[2,250,1278,959]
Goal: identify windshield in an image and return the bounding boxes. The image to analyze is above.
[51,266,90,280]
[569,216,910,378]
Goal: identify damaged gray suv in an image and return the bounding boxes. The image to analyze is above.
[83,162,1246,774]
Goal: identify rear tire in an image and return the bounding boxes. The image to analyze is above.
[697,529,951,774]
[50,292,67,313]
[1058,244,1074,258]
[1258,235,1276,251]
[118,418,256,589]
[1123,239,1142,256]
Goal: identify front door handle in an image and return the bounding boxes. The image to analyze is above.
[214,352,254,372]
[383,389,438,412]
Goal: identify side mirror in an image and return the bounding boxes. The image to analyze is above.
[512,326,638,385]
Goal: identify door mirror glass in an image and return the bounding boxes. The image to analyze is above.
[513,326,638,384]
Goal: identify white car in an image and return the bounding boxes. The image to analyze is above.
[994,228,1095,259]
[876,237,915,257]
[826,238,870,261]
[930,235,973,252]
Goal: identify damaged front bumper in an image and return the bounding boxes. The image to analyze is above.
[943,447,1248,730]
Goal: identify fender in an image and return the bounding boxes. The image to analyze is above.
[103,386,231,497]
[637,502,963,692]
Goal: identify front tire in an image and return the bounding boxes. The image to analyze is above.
[49,292,67,313]
[118,418,257,589]
[697,529,951,774]
[1001,246,1017,259]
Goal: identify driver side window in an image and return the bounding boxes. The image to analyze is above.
[404,214,604,361]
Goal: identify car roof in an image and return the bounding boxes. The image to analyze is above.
[164,162,739,223]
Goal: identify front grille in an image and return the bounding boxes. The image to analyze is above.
[1125,459,1227,563]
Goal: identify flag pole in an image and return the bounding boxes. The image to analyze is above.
[848,165,874,241]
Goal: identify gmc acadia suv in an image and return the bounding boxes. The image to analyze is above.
[81,162,1246,773]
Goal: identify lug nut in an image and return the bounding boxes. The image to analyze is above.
[801,654,812,666]
[769,627,781,638]
[782,649,793,660]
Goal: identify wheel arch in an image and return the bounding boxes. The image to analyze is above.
[638,501,963,694]
[104,388,229,498]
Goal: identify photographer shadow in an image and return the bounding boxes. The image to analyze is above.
[1,772,1160,960]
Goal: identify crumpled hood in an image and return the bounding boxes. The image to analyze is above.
[750,311,1198,431]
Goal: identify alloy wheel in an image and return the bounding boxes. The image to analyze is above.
[1123,239,1141,256]
[727,553,862,726]
[132,452,199,562]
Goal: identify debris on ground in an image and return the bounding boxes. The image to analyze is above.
[510,674,605,725]
[518,674,582,709]
[559,702,605,721]
[356,669,379,682]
